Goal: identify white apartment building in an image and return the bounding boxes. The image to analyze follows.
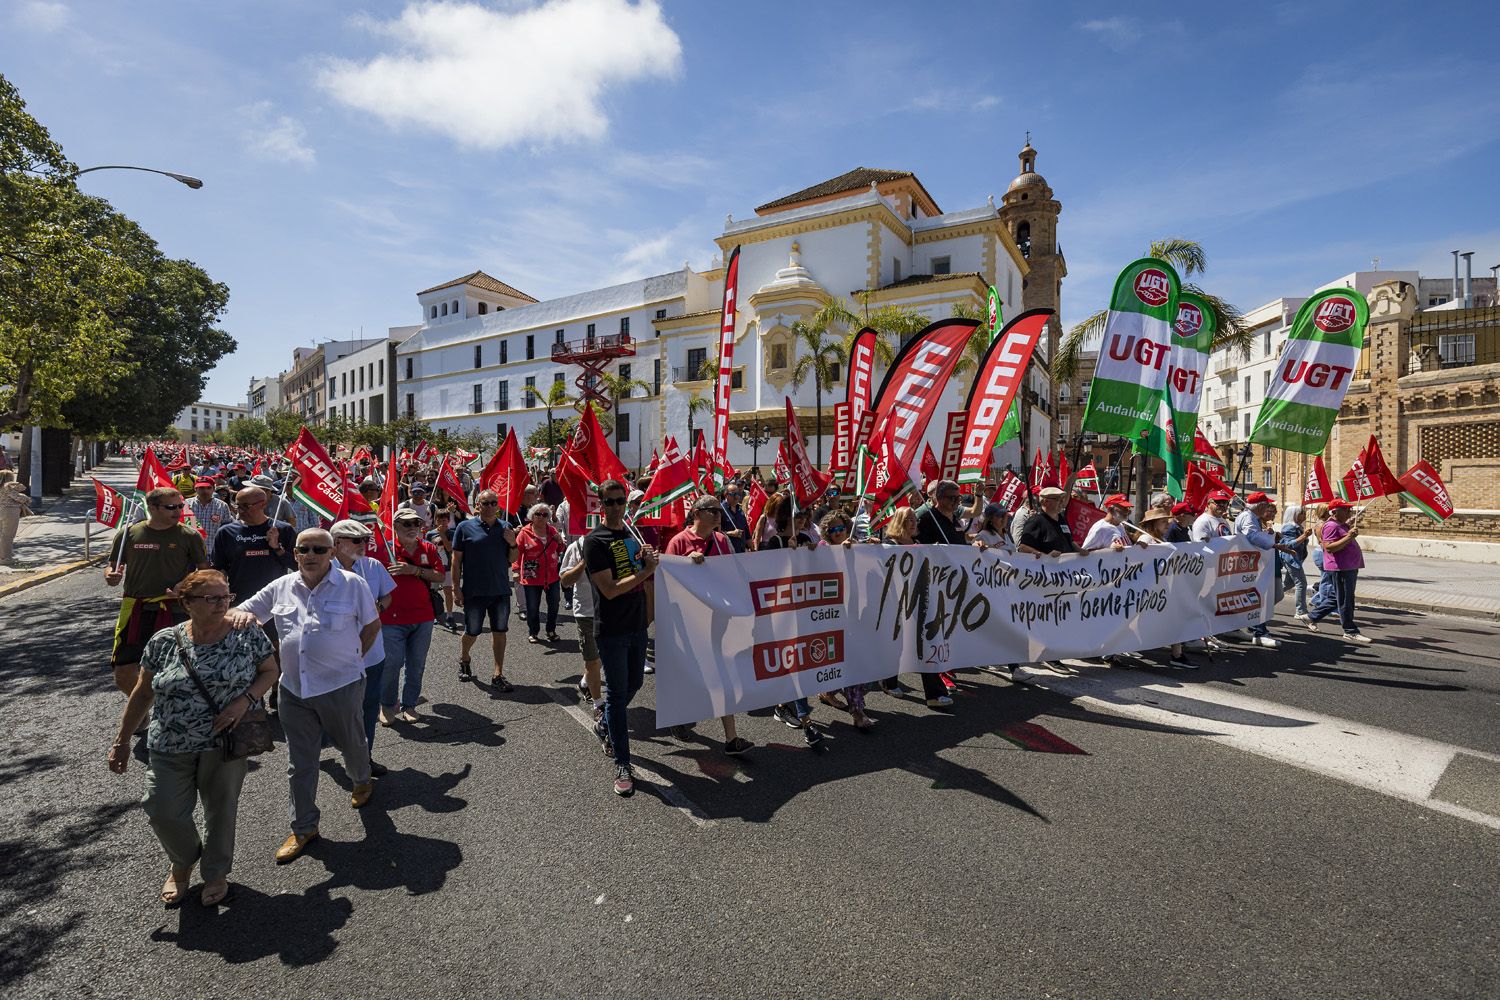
[172,400,249,444]
[247,374,283,419]
[326,326,420,427]
[396,162,1045,471]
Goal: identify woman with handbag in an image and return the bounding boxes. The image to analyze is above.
[107,569,278,907]
[516,503,563,643]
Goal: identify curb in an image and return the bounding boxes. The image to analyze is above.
[0,552,109,601]
[1358,593,1500,623]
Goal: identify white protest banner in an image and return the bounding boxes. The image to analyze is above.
[654,537,1272,726]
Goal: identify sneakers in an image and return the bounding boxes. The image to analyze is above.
[1167,656,1199,670]
[879,679,912,696]
[926,695,955,710]
[1293,612,1309,622]
[613,764,634,796]
[1343,632,1373,645]
[576,677,591,700]
[1253,636,1281,649]
[458,659,474,682]
[643,662,656,675]
[802,724,825,746]
[1304,619,1321,632]
[724,737,754,756]
[772,704,805,729]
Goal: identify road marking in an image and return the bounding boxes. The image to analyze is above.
[1014,665,1500,832]
[543,688,717,829]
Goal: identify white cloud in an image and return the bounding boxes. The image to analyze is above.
[13,0,69,32]
[317,0,682,150]
[904,89,1002,114]
[241,101,316,167]
[1079,16,1142,51]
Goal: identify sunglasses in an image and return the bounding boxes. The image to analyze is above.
[188,593,236,605]
[828,525,849,534]
[294,545,332,555]
[601,497,628,507]
[154,503,185,511]
[479,500,499,507]
[396,520,422,528]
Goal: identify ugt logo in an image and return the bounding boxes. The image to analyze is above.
[1313,297,1356,334]
[1175,302,1203,337]
[1134,268,1171,307]
[752,630,843,681]
[1218,552,1261,576]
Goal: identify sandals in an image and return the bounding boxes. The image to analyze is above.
[490,674,514,693]
[851,708,875,731]
[161,868,192,907]
[818,692,849,712]
[200,879,232,907]
[527,635,539,644]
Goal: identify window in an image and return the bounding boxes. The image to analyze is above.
[329,380,336,401]
[405,357,413,380]
[1263,330,1272,356]
[1263,466,1272,487]
[731,369,743,390]
[498,381,509,410]
[358,367,364,392]
[586,322,596,337]
[655,308,667,320]
[451,299,459,315]
[619,363,631,382]
[1017,221,1032,259]
[358,399,365,421]
[431,305,438,319]
[553,372,565,386]
[618,412,631,443]
[405,393,415,418]
[190,418,198,430]
[474,345,483,369]
[1263,371,1271,394]
[378,359,384,384]
[686,346,707,376]
[499,340,508,364]
[473,384,483,413]
[931,256,951,275]
[828,362,841,383]
[1438,333,1476,366]
[496,421,508,442]
[555,329,565,345]
[441,302,448,316]
[619,316,630,335]
[526,335,535,360]
[525,376,537,400]
[1243,375,1251,400]
[893,258,902,282]
[653,359,662,395]
[1429,296,1449,307]
[1242,413,1251,438]
[478,302,488,315]
[770,343,787,369]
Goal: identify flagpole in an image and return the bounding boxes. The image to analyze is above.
[110,494,146,571]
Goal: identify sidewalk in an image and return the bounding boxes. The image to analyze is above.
[0,457,136,597]
[1357,552,1500,621]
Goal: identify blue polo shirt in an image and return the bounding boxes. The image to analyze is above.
[453,516,513,598]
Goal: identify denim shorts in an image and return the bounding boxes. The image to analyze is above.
[463,594,511,636]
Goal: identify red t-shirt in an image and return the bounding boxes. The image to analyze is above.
[381,538,442,625]
[664,530,731,559]
[515,525,562,586]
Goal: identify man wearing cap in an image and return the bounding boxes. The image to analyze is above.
[397,484,435,531]
[452,488,519,692]
[1018,486,1076,556]
[1191,490,1234,542]
[1082,494,1134,552]
[187,478,235,561]
[1165,502,1196,543]
[330,519,397,769]
[1233,492,1299,649]
[663,497,754,754]
[1305,499,1371,643]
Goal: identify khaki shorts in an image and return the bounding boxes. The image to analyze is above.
[576,616,598,662]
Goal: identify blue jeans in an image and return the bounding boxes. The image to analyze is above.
[1309,568,1360,634]
[381,621,434,710]
[1283,563,1308,616]
[1309,567,1337,615]
[524,582,560,637]
[598,629,647,769]
[361,660,385,751]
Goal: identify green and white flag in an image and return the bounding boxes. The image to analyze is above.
[1249,288,1369,455]
[985,283,1022,446]
[1081,257,1182,440]
[986,284,1004,343]
[1158,290,1218,494]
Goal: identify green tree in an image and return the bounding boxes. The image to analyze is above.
[1051,238,1249,383]
[787,320,847,466]
[592,369,650,455]
[431,427,492,455]
[685,393,713,450]
[522,379,575,462]
[223,416,269,449]
[379,415,434,455]
[263,407,304,449]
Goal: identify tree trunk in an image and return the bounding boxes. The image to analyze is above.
[814,383,823,468]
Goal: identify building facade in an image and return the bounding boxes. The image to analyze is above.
[247,374,284,419]
[172,400,249,444]
[397,154,1054,474]
[279,338,388,426]
[326,327,419,427]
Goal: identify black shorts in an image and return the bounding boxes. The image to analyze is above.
[463,595,511,636]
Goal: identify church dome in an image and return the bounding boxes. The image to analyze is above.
[1007,171,1047,193]
[1007,139,1049,194]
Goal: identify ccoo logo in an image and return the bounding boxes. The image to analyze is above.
[1175,302,1204,338]
[1134,268,1171,307]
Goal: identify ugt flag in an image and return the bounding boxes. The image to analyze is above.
[1250,288,1368,454]
[1082,258,1181,441]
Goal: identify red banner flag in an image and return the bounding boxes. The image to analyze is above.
[784,398,832,509]
[1075,462,1100,493]
[378,451,400,535]
[93,478,126,528]
[710,245,741,486]
[992,470,1027,513]
[955,309,1051,484]
[939,410,967,482]
[1065,497,1108,541]
[285,427,343,521]
[1360,435,1403,498]
[1398,459,1454,522]
[136,446,176,494]
[639,436,695,516]
[1184,462,1230,512]
[920,442,942,490]
[867,317,981,472]
[1192,426,1224,467]
[745,480,770,533]
[866,419,916,516]
[846,326,878,432]
[434,455,471,515]
[772,440,791,488]
[482,429,529,517]
[830,402,852,484]
[1303,456,1334,505]
[574,402,629,486]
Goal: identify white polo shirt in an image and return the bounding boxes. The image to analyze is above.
[239,566,378,699]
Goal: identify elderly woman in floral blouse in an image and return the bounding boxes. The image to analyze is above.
[108,569,279,907]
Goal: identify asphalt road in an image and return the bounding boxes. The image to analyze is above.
[2,568,1497,1000]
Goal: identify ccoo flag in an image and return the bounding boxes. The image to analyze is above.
[955,309,1052,484]
[1249,288,1368,454]
[1081,258,1182,441]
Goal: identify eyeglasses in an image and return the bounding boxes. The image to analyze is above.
[153,503,185,511]
[294,545,332,555]
[478,500,499,507]
[188,593,236,605]
[601,497,627,507]
[396,521,422,529]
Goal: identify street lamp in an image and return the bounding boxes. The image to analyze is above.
[76,164,204,189]
[735,420,772,474]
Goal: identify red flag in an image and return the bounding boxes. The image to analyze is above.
[1056,450,1072,491]
[555,446,598,534]
[1398,459,1454,522]
[455,448,478,466]
[867,317,981,471]
[1303,456,1334,505]
[956,309,1051,483]
[992,470,1026,514]
[645,447,661,477]
[1029,449,1046,495]
[1075,462,1100,492]
[165,448,190,472]
[920,442,941,490]
[710,246,741,486]
[639,437,695,516]
[574,403,629,486]
[784,398,832,508]
[772,441,792,488]
[350,445,372,465]
[378,451,400,534]
[692,431,713,492]
[939,410,967,482]
[1192,426,1224,467]
[1065,497,1107,541]
[412,440,439,464]
[434,455,471,515]
[846,327,878,431]
[335,464,352,522]
[867,419,916,515]
[251,458,263,476]
[136,446,175,493]
[481,429,529,516]
[93,478,125,528]
[285,427,343,521]
[745,480,770,532]
[1360,435,1403,498]
[1184,462,1230,512]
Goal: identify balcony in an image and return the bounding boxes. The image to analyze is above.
[1213,354,1239,377]
[1212,393,1238,415]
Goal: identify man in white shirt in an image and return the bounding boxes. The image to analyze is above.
[1082,493,1133,552]
[234,527,381,864]
[1191,490,1234,542]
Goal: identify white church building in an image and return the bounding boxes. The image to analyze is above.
[395,150,1064,475]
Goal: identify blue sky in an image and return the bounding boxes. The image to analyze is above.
[5,0,1497,406]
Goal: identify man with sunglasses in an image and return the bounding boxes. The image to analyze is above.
[104,487,210,699]
[451,489,519,692]
[212,486,297,711]
[231,528,381,863]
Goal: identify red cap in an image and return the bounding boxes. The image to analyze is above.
[1208,489,1233,502]
[1102,493,1131,510]
[1171,501,1196,516]
[1246,491,1271,505]
[194,478,214,487]
[1328,498,1354,511]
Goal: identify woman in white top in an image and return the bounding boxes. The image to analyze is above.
[968,502,1013,552]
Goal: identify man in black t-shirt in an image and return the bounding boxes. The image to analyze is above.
[1018,486,1075,556]
[213,487,296,598]
[582,479,659,798]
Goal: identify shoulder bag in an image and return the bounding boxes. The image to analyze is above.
[174,625,275,760]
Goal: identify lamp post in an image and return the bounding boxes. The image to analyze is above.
[75,165,204,188]
[735,420,772,476]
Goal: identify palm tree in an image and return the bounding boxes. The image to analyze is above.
[592,369,651,456]
[949,300,991,382]
[787,320,847,466]
[522,379,575,463]
[685,393,714,450]
[1051,238,1250,383]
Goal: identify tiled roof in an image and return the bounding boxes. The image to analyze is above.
[418,270,538,303]
[856,272,985,294]
[755,168,914,214]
